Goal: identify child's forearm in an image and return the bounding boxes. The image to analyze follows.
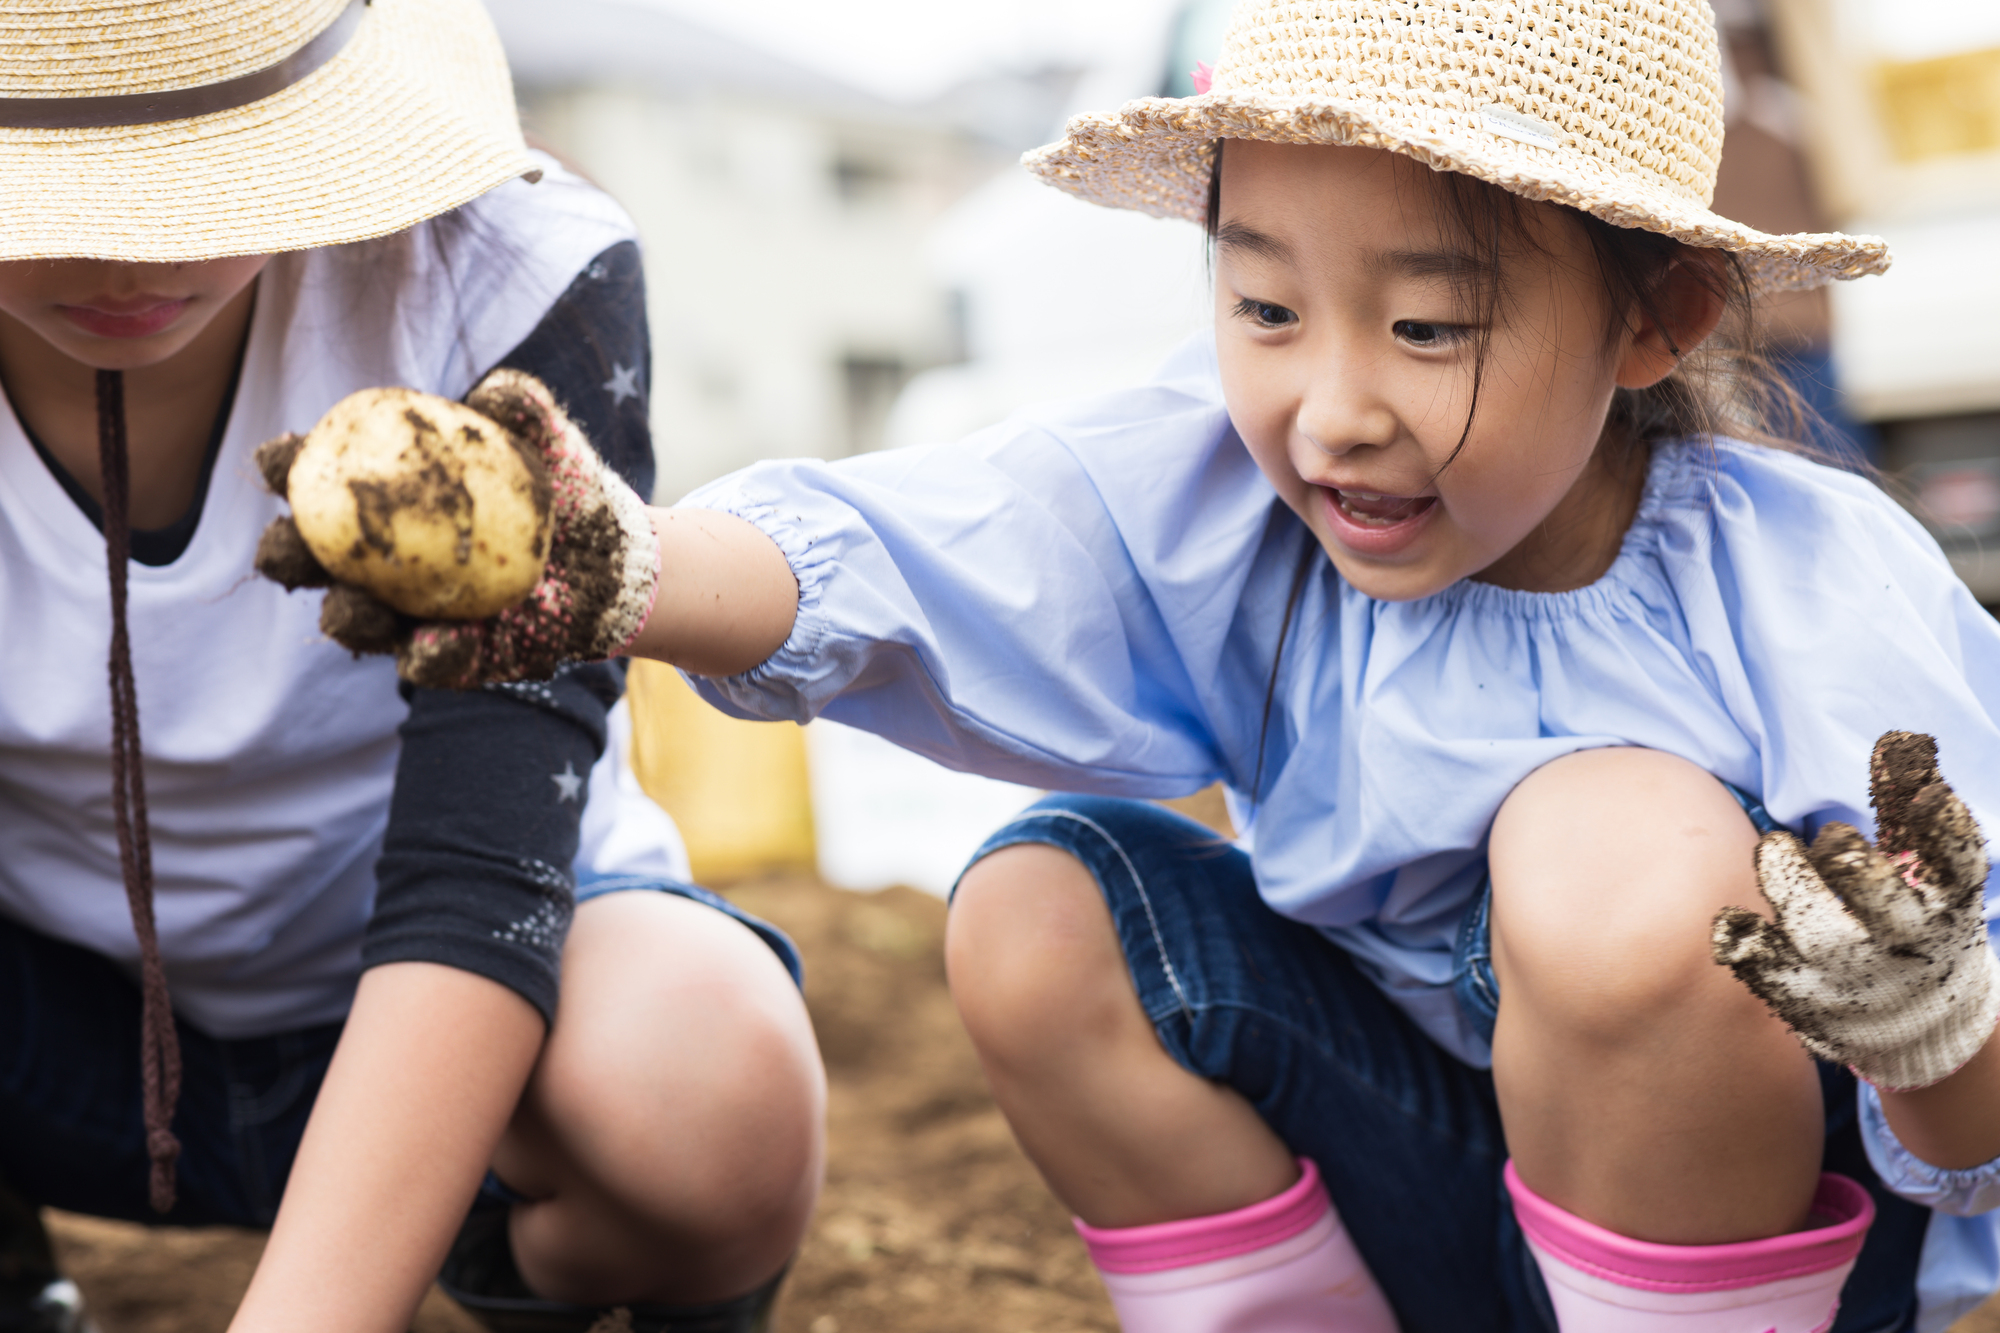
[1877,1023,2000,1171]
[227,962,544,1333]
[625,508,798,677]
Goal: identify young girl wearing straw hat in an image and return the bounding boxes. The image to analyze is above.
[300,0,2000,1329]
[0,4,822,1333]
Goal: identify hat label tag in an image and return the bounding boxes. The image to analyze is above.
[1479,104,1561,149]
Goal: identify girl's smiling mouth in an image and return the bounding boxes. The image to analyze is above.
[1319,485,1439,557]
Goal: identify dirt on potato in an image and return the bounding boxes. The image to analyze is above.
[43,869,2000,1333]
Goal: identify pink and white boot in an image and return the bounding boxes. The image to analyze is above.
[1504,1163,1874,1332]
[1073,1158,1400,1332]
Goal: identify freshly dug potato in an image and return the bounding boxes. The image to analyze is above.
[286,388,552,620]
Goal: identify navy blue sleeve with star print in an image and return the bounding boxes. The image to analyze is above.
[361,241,653,1024]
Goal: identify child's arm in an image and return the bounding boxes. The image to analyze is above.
[227,963,543,1333]
[1713,731,2000,1170]
[625,507,798,677]
[267,368,1237,793]
[229,453,803,1333]
[1876,1035,2000,1170]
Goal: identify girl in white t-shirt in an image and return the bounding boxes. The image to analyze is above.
[335,1,2000,1329]
[0,6,820,1333]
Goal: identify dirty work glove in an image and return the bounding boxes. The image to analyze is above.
[254,369,661,689]
[1711,731,2000,1091]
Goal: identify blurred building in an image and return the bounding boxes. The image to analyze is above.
[1765,0,2000,599]
[485,0,1003,501]
[885,0,1203,451]
[1707,0,1873,466]
[483,0,1055,894]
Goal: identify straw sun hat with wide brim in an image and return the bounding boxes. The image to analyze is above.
[1026,0,1887,293]
[0,0,536,263]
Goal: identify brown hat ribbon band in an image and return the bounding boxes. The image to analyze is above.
[0,0,368,131]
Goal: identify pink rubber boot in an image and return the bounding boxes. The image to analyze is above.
[1504,1163,1874,1332]
[1073,1159,1400,1332]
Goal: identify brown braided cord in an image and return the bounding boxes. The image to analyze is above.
[95,369,182,1214]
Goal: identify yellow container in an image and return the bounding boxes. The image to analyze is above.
[625,659,817,883]
[1878,47,2000,164]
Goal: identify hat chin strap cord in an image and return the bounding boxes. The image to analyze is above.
[96,368,183,1215]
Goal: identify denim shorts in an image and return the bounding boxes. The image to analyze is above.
[962,794,1928,1333]
[0,877,798,1229]
[1449,782,1779,1048]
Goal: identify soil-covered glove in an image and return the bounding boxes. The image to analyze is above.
[254,369,660,689]
[1711,731,2000,1090]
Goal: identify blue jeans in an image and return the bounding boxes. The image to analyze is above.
[0,878,798,1228]
[962,794,1929,1333]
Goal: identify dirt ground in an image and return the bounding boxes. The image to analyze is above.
[47,875,1115,1333]
[42,872,2000,1333]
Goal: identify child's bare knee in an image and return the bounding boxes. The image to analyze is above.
[1489,747,1764,1039]
[948,843,1134,1073]
[528,897,823,1216]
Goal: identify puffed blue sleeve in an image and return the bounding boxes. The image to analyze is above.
[674,380,1252,796]
[1860,1081,2000,1216]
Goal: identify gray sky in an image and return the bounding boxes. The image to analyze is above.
[632,0,1170,101]
[635,0,2000,99]
[1851,0,2000,60]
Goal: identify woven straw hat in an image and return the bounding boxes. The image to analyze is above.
[0,0,535,262]
[1026,0,1887,292]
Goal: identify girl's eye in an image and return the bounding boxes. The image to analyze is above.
[1392,320,1462,347]
[1233,297,1298,330]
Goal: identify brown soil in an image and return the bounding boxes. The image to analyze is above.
[44,871,2000,1333]
[46,875,1115,1333]
[732,878,1116,1333]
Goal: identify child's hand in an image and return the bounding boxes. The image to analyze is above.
[1712,732,2000,1091]
[254,370,660,688]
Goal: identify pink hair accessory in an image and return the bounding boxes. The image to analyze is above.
[1075,1158,1329,1275]
[1190,61,1214,94]
[1504,1163,1873,1295]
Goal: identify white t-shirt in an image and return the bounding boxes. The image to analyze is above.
[0,156,686,1038]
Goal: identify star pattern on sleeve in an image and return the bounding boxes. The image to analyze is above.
[491,857,576,947]
[603,362,642,407]
[488,679,560,708]
[492,899,573,950]
[551,760,584,804]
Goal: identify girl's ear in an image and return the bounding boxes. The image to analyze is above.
[1613,252,1727,391]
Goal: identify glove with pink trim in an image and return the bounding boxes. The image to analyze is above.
[1712,732,2000,1091]
[253,369,660,689]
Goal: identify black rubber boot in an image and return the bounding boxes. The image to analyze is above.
[0,1182,88,1333]
[436,1206,785,1333]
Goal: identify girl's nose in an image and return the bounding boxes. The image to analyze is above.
[1295,383,1398,462]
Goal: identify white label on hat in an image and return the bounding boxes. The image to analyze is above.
[1479,104,1562,149]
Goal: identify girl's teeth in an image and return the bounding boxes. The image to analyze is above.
[1336,490,1412,525]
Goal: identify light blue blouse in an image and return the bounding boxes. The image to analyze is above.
[683,335,2000,1327]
